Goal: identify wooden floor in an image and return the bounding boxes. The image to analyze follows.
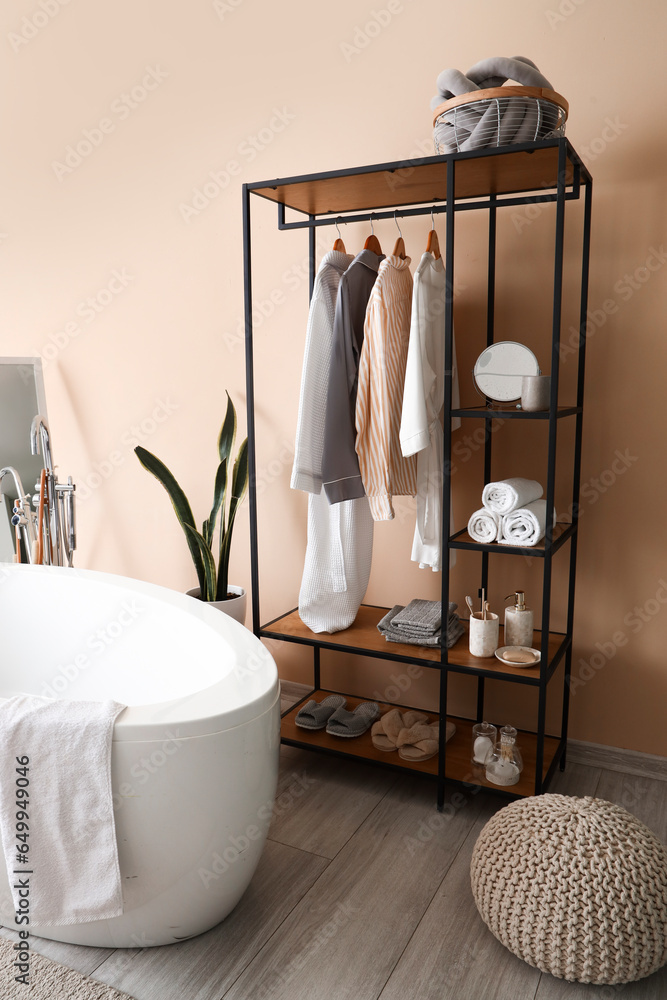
[2,681,666,1000]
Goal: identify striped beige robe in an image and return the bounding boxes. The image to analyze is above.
[355,255,417,520]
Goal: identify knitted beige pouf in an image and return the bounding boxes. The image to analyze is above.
[470,794,667,985]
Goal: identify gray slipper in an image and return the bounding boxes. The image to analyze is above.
[295,694,346,730]
[326,702,380,738]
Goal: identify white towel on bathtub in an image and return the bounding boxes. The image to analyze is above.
[0,695,126,925]
[500,499,557,547]
[467,507,503,544]
[482,477,543,515]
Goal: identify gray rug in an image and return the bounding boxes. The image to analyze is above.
[0,933,135,999]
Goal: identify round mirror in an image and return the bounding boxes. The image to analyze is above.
[473,342,540,402]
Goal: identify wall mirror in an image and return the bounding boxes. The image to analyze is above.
[473,342,540,402]
[0,358,48,561]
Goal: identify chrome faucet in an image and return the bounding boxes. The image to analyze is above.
[0,466,37,562]
[30,415,54,473]
[29,415,76,567]
[30,414,61,565]
[0,465,26,500]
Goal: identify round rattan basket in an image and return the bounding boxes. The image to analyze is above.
[433,86,568,154]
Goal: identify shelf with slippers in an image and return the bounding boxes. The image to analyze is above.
[243,138,592,809]
[280,690,560,798]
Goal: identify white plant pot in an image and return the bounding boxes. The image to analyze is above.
[186,585,247,626]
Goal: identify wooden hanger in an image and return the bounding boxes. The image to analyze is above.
[333,218,346,253]
[392,212,406,259]
[427,207,441,259]
[426,228,441,259]
[364,216,382,255]
[393,237,406,258]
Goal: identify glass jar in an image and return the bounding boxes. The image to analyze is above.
[484,725,524,786]
[471,722,497,767]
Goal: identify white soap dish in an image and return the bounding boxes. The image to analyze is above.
[495,645,540,667]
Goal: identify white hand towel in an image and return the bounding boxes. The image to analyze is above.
[482,477,543,515]
[500,499,556,547]
[467,507,502,544]
[0,695,125,925]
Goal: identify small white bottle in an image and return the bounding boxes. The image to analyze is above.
[504,591,534,647]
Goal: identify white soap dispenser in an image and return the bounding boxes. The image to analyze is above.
[504,591,534,647]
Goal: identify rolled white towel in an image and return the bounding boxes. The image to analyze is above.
[482,477,543,515]
[468,507,502,543]
[500,499,556,546]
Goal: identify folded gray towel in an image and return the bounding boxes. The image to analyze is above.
[377,605,464,649]
[377,605,408,632]
[395,609,459,635]
[392,599,444,634]
[383,621,465,649]
[391,599,458,634]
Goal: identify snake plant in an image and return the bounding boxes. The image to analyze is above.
[135,393,249,602]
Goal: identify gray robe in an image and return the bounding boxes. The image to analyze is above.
[322,249,383,504]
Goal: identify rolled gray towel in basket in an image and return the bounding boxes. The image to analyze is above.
[431,56,553,108]
[431,56,558,153]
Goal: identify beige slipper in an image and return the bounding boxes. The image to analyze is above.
[396,720,456,762]
[371,708,429,751]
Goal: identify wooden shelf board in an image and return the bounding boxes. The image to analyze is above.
[249,143,575,216]
[262,605,565,681]
[281,689,560,796]
[450,521,572,553]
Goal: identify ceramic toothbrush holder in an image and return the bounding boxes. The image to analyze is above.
[468,612,499,658]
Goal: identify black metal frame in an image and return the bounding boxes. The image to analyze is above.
[243,138,592,809]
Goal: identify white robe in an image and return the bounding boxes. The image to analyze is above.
[400,252,460,572]
[291,249,374,633]
[298,492,373,633]
[291,249,354,494]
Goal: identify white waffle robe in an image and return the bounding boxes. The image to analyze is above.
[291,249,374,633]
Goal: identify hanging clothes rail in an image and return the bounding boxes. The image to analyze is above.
[275,192,579,231]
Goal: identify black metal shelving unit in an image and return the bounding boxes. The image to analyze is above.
[243,138,593,809]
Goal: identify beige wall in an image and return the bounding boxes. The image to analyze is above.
[2,0,666,756]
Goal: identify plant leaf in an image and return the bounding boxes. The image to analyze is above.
[204,459,227,547]
[218,393,236,467]
[184,524,216,601]
[134,446,206,594]
[216,437,248,600]
[230,437,249,511]
[214,396,236,552]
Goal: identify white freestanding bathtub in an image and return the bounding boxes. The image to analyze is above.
[0,564,280,948]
